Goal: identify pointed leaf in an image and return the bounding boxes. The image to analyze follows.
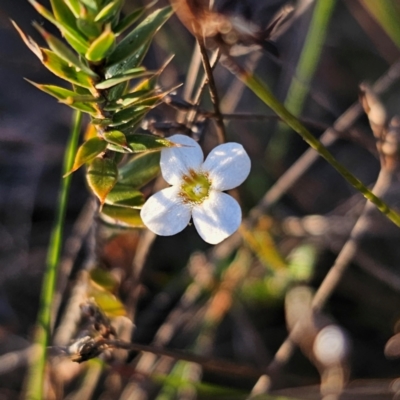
[50,0,78,31]
[113,6,146,35]
[103,89,152,111]
[95,68,151,89]
[41,49,94,88]
[106,6,173,66]
[77,18,102,39]
[86,25,116,62]
[109,110,149,131]
[86,157,118,203]
[106,81,129,102]
[95,0,123,22]
[64,0,81,18]
[28,0,89,53]
[12,20,42,58]
[105,183,145,208]
[103,130,129,148]
[125,134,176,153]
[105,41,151,78]
[79,0,99,12]
[91,117,113,126]
[100,204,144,227]
[119,152,160,188]
[111,105,152,125]
[26,81,98,114]
[67,137,107,175]
[33,22,98,78]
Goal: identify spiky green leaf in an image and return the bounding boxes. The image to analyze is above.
[95,68,152,89]
[106,6,173,66]
[125,134,176,152]
[26,81,98,114]
[33,22,98,77]
[77,18,102,39]
[95,0,123,22]
[28,0,89,53]
[41,49,94,88]
[86,25,116,61]
[105,41,151,78]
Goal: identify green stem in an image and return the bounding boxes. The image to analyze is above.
[25,111,82,400]
[239,68,400,227]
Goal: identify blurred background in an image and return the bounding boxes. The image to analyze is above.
[2,0,400,398]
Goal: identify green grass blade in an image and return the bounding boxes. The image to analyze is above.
[24,111,83,400]
[285,0,336,116]
[235,67,400,227]
[361,0,400,49]
[268,0,336,162]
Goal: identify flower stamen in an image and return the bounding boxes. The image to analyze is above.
[180,169,211,204]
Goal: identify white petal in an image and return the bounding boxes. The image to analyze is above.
[140,186,192,236]
[161,134,204,185]
[202,142,251,191]
[192,191,241,244]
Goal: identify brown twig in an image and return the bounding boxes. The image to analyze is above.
[196,36,226,143]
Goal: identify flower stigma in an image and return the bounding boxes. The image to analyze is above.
[180,169,211,204]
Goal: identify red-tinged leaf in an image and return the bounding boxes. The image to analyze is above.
[11,20,42,59]
[106,6,173,66]
[85,25,116,62]
[86,157,118,204]
[100,204,144,228]
[66,137,107,175]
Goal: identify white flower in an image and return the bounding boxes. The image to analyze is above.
[140,134,251,244]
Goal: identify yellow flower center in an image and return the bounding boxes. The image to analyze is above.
[179,169,211,204]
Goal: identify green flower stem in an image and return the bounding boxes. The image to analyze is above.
[25,111,83,400]
[237,67,400,227]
